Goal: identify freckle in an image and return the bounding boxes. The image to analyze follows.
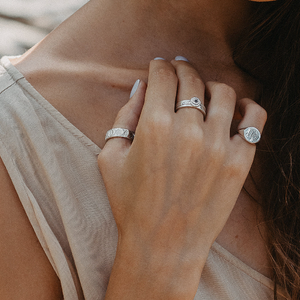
[235,235,238,239]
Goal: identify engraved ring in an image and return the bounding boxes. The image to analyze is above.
[238,127,261,144]
[176,97,206,117]
[105,128,135,143]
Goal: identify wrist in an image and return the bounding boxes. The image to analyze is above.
[105,233,209,300]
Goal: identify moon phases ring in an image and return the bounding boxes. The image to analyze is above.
[176,97,206,117]
[238,127,261,144]
[105,128,135,143]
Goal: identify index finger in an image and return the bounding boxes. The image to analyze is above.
[143,59,178,113]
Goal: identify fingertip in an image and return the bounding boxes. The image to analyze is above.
[129,79,146,102]
[130,79,141,98]
[174,56,189,62]
[171,56,191,68]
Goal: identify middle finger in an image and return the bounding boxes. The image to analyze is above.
[171,59,206,124]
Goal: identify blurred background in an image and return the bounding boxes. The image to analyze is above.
[0,0,89,57]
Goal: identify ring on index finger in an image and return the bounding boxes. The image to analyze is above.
[176,97,206,117]
[105,128,135,143]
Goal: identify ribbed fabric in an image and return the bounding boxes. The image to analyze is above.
[0,56,289,300]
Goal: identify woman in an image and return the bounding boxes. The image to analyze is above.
[0,0,298,299]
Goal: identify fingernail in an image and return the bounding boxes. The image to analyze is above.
[130,79,140,98]
[175,56,189,62]
[154,57,165,60]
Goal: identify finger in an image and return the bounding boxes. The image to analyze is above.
[205,82,237,138]
[171,59,206,123]
[232,97,267,149]
[143,59,178,114]
[103,80,147,152]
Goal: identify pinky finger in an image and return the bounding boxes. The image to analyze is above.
[232,98,267,148]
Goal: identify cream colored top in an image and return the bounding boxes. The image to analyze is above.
[0,56,289,300]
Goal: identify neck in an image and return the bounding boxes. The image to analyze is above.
[35,0,253,70]
[15,0,258,102]
[11,0,259,148]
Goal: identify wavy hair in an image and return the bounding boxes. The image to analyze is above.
[234,0,300,298]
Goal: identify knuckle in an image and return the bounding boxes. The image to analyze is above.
[143,111,173,136]
[208,141,226,163]
[213,82,236,99]
[152,111,173,128]
[153,67,177,82]
[245,102,257,111]
[183,74,204,89]
[256,106,268,122]
[209,107,231,120]
[98,150,111,167]
[178,125,203,145]
[245,102,267,121]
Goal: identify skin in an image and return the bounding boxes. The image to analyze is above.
[1,0,272,298]
[99,60,267,299]
[0,158,63,299]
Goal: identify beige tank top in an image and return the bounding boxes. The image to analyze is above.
[0,56,289,300]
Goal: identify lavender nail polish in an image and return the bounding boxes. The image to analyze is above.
[175,56,189,62]
[130,79,140,98]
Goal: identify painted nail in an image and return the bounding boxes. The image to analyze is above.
[154,57,165,60]
[130,79,140,98]
[175,56,189,62]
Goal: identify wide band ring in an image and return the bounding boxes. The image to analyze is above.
[238,127,261,144]
[176,97,206,117]
[105,128,135,143]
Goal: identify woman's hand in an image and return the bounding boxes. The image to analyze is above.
[98,59,267,299]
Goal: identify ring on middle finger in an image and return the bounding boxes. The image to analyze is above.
[176,97,206,117]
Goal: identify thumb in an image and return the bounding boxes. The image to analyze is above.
[102,79,146,153]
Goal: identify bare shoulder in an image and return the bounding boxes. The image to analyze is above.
[0,157,63,299]
[10,50,145,149]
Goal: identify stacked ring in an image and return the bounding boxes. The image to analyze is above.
[176,97,206,117]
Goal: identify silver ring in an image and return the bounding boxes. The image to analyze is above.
[176,97,206,117]
[105,128,135,143]
[238,127,261,144]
